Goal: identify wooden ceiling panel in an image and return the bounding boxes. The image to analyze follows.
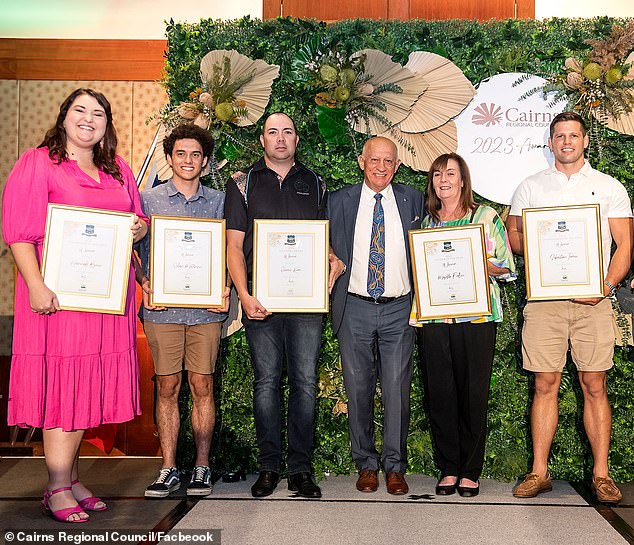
[0,39,167,81]
[278,0,388,21]
[264,0,534,21]
[410,0,515,20]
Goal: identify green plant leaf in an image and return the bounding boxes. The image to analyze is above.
[315,105,348,145]
[217,139,240,162]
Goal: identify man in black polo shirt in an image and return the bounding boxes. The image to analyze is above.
[225,113,340,498]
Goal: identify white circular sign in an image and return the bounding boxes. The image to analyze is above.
[455,73,565,205]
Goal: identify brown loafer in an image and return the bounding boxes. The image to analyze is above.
[356,469,378,492]
[386,472,409,495]
[592,476,622,505]
[513,472,552,498]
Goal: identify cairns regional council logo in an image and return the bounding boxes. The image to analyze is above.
[471,102,555,128]
[472,103,503,127]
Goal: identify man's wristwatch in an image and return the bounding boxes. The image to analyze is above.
[604,279,617,297]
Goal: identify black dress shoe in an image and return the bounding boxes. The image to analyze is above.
[435,478,457,496]
[251,471,280,498]
[288,472,322,498]
[436,483,457,495]
[457,481,480,497]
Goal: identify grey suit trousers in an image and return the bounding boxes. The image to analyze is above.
[338,293,414,474]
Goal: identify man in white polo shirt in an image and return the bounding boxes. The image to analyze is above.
[506,111,633,504]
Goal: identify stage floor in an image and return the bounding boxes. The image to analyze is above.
[0,458,632,545]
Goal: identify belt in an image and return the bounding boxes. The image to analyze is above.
[347,292,404,304]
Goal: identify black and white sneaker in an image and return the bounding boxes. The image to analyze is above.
[187,465,212,497]
[145,467,181,498]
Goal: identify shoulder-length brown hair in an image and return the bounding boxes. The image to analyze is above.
[426,152,476,221]
[38,88,123,184]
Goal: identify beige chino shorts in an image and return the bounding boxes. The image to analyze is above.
[143,321,222,376]
[521,298,615,372]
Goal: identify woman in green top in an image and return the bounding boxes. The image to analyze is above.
[412,153,516,497]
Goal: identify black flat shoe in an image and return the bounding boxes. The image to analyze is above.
[288,472,322,498]
[251,471,280,498]
[435,478,457,496]
[457,482,480,497]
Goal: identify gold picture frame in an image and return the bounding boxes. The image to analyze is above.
[149,215,226,308]
[522,204,604,301]
[409,224,491,320]
[252,219,329,313]
[41,203,134,315]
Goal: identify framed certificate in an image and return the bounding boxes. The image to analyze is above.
[149,216,226,308]
[409,224,491,320]
[253,219,329,313]
[522,204,604,300]
[41,203,134,314]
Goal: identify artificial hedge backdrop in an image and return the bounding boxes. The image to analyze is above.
[165,16,634,481]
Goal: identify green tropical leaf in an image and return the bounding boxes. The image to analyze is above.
[315,105,348,144]
[217,139,240,162]
[291,35,324,83]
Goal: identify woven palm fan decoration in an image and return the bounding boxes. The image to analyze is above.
[199,49,281,127]
[390,52,475,171]
[348,49,429,135]
[153,50,280,187]
[380,122,459,173]
[400,52,476,133]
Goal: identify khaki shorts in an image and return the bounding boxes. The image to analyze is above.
[143,321,222,376]
[521,298,615,373]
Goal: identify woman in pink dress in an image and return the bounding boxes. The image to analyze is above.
[2,88,148,522]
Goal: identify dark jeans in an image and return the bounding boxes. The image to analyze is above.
[243,312,323,474]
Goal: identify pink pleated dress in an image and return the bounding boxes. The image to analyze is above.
[1,147,147,431]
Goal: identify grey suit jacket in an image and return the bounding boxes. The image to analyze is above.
[328,182,424,334]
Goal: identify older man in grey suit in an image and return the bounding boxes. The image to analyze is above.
[328,136,423,495]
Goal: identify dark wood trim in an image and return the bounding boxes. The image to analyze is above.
[0,39,167,81]
[0,355,11,442]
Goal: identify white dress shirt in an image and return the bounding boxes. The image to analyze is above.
[348,182,410,298]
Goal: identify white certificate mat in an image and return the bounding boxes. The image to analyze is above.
[523,204,604,301]
[150,216,226,308]
[409,224,491,320]
[253,219,329,312]
[41,203,134,314]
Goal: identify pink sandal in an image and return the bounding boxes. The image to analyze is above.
[41,486,89,523]
[71,479,108,512]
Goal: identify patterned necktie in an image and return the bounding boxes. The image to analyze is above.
[367,193,385,300]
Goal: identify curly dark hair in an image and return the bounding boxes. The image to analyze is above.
[163,124,215,159]
[426,153,477,222]
[39,88,123,184]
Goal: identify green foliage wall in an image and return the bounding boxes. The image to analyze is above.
[166,16,634,481]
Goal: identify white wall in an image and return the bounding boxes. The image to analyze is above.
[536,0,634,18]
[0,0,262,39]
[1,0,632,39]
